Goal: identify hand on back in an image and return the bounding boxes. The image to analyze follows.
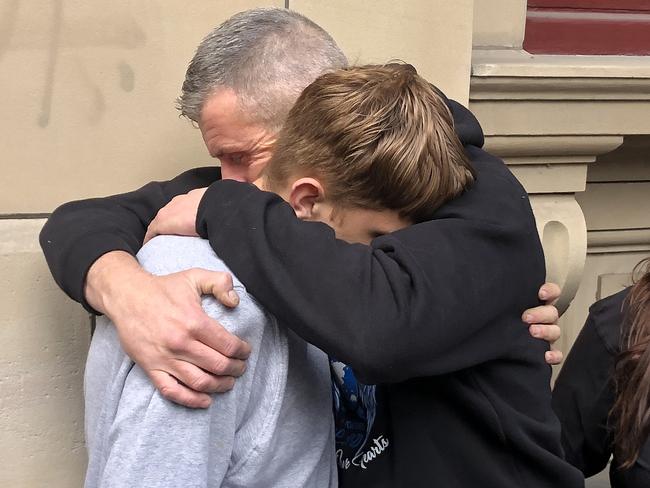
[144,187,207,244]
[86,251,250,408]
[524,282,563,365]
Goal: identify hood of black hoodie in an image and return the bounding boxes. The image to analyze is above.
[446,98,485,149]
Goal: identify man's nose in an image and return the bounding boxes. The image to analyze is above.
[220,162,252,183]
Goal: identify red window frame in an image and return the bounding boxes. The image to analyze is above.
[529,1,650,11]
[523,0,650,55]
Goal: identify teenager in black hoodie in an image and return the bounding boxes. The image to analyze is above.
[40,9,578,487]
[188,98,583,488]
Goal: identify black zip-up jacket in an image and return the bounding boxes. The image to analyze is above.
[553,288,650,487]
[40,99,584,487]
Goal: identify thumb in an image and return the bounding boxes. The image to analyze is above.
[143,224,157,245]
[189,268,239,308]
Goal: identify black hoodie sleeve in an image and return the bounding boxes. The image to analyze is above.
[552,289,627,477]
[39,166,221,312]
[197,146,547,384]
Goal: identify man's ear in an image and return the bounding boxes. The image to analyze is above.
[289,178,326,220]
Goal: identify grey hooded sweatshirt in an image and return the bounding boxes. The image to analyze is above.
[84,236,336,488]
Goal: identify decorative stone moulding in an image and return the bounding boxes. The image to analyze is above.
[469,49,650,312]
[588,229,650,254]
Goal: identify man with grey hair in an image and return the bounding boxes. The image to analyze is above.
[81,9,341,488]
[179,7,347,132]
[41,7,567,488]
[44,7,353,408]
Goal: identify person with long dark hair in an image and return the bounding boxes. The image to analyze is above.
[553,258,650,487]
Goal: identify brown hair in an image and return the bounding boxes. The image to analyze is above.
[611,257,650,469]
[266,63,475,222]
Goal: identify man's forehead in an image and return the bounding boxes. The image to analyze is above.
[199,91,253,155]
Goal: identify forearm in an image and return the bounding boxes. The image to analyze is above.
[84,251,149,317]
[40,166,221,311]
[40,199,148,310]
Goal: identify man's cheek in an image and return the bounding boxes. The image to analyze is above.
[246,160,270,183]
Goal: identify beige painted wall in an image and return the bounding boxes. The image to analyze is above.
[1,2,476,486]
[473,0,526,48]
[292,0,474,105]
[1,0,283,214]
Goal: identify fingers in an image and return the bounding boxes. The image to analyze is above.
[190,269,239,308]
[150,370,212,409]
[193,315,252,361]
[523,304,559,326]
[142,190,205,246]
[545,349,564,366]
[525,300,563,367]
[143,223,158,245]
[171,271,251,361]
[538,282,561,305]
[169,359,237,393]
[173,339,248,378]
[529,324,561,344]
[143,207,165,245]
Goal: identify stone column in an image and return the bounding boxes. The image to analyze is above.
[481,135,623,313]
[470,48,650,350]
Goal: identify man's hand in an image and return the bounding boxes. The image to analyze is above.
[86,251,251,408]
[523,282,563,365]
[144,188,207,244]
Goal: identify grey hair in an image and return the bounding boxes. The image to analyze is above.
[177,7,348,130]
